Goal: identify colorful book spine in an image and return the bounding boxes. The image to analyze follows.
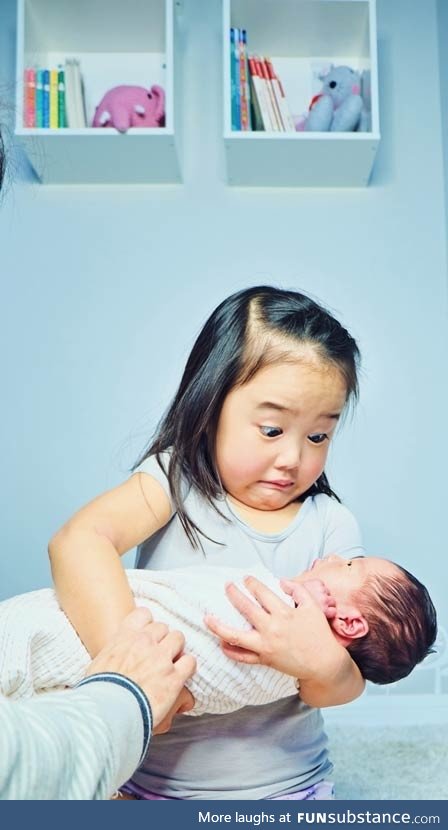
[238,29,251,131]
[24,65,72,128]
[50,69,59,128]
[58,69,67,128]
[35,69,44,128]
[231,28,241,130]
[230,27,241,130]
[24,68,36,128]
[42,69,50,128]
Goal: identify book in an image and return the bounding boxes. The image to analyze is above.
[73,59,87,128]
[257,57,282,130]
[238,29,251,131]
[64,60,77,127]
[264,58,296,132]
[247,57,266,131]
[24,68,36,127]
[230,28,241,130]
[64,59,86,128]
[250,56,276,130]
[42,69,50,128]
[50,69,58,128]
[58,69,67,128]
[262,58,284,130]
[35,69,44,128]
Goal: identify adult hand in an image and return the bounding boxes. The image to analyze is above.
[153,687,195,735]
[85,608,196,729]
[204,577,341,682]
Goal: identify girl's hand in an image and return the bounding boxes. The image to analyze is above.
[281,578,336,620]
[204,576,342,682]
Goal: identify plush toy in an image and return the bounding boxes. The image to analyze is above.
[92,85,165,132]
[295,65,369,133]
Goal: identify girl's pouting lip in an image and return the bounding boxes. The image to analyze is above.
[258,480,294,490]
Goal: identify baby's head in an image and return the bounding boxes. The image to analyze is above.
[295,555,437,684]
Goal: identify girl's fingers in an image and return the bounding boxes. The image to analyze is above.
[204,613,260,651]
[221,643,260,664]
[279,581,315,608]
[279,579,296,597]
[241,576,290,614]
[224,582,268,627]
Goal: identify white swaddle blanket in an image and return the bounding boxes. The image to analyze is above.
[0,565,297,716]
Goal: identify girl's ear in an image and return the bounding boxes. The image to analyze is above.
[331,613,369,645]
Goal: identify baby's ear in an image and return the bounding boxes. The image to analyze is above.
[331,613,369,644]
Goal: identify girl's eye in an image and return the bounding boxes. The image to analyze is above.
[260,425,283,438]
[347,560,352,567]
[308,433,328,445]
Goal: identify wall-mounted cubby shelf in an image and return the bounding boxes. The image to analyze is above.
[15,0,181,184]
[223,0,380,187]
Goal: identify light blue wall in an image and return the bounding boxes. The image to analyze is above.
[438,0,448,250]
[1,0,447,668]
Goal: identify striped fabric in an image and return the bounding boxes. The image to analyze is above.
[0,566,297,715]
[0,685,121,799]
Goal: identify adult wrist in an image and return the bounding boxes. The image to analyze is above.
[77,672,152,765]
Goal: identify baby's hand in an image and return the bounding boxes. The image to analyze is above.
[281,578,336,620]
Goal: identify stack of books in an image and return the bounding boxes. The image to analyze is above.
[23,59,87,128]
[229,28,295,132]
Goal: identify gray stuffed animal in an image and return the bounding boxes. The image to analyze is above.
[295,65,369,132]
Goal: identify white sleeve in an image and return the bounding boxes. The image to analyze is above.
[0,681,145,800]
[321,498,365,558]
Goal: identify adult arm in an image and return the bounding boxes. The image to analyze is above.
[0,680,144,800]
[0,608,195,800]
[49,471,171,655]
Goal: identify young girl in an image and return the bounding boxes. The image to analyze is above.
[50,285,365,800]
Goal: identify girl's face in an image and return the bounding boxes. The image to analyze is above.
[215,358,348,511]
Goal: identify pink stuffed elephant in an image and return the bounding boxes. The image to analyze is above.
[92,85,165,132]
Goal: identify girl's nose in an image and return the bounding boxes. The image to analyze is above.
[275,442,301,470]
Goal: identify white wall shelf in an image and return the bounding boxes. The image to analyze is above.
[15,0,181,184]
[223,0,380,187]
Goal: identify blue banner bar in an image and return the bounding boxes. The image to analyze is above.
[2,800,447,830]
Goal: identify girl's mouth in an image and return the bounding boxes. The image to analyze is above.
[259,480,294,490]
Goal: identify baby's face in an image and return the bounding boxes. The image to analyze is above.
[293,555,400,607]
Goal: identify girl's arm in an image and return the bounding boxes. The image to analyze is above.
[49,473,171,656]
[204,578,364,708]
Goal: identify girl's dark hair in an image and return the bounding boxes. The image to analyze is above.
[135,285,360,547]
